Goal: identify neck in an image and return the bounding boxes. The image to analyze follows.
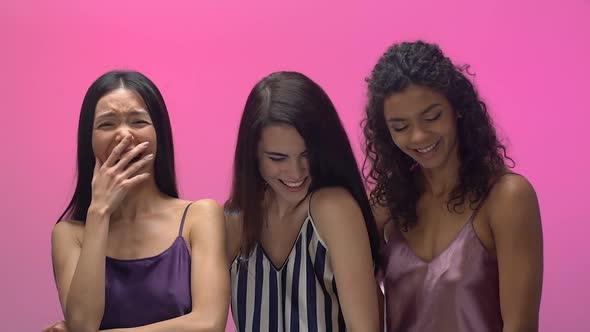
[420,148,461,198]
[110,178,170,223]
[265,189,306,222]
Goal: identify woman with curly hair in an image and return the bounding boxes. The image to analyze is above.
[363,41,543,332]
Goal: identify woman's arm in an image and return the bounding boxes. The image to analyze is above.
[489,175,543,332]
[52,214,108,332]
[312,187,380,332]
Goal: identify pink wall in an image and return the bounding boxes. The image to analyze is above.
[1,0,588,331]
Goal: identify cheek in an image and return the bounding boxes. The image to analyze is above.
[135,129,158,152]
[258,160,274,179]
[388,131,406,151]
[91,133,109,163]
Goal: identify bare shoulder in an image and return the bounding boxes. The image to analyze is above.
[310,187,367,239]
[185,199,225,229]
[310,187,360,221]
[486,173,541,229]
[189,198,222,213]
[181,199,226,249]
[52,220,84,247]
[488,174,538,210]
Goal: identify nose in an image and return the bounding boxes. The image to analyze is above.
[409,125,429,146]
[284,157,307,180]
[114,125,136,145]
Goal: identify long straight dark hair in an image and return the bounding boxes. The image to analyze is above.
[58,70,178,222]
[226,71,380,265]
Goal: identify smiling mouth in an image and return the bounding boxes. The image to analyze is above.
[279,177,308,190]
[415,140,439,154]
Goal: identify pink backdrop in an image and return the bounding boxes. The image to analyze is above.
[1,0,588,331]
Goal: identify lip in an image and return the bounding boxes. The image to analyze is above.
[412,139,441,160]
[279,177,309,192]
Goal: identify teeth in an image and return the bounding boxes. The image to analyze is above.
[282,179,305,187]
[417,142,437,153]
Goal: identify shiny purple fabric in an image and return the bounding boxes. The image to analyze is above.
[382,215,502,332]
[99,204,193,329]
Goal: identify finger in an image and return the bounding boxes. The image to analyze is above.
[121,172,151,189]
[114,141,149,171]
[41,322,57,332]
[104,135,133,167]
[120,153,154,179]
[94,157,102,174]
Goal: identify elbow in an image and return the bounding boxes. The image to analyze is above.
[347,320,380,332]
[503,322,539,332]
[65,321,98,332]
[65,311,101,332]
[197,317,227,332]
[188,311,228,332]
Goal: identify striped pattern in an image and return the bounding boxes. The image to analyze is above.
[230,216,346,332]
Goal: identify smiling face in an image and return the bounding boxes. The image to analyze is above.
[383,84,459,171]
[92,88,157,171]
[257,124,311,205]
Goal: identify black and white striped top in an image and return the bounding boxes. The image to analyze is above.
[230,207,346,332]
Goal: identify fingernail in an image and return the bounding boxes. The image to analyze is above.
[141,141,149,146]
[146,154,154,160]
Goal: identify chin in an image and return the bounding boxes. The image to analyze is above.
[274,187,309,205]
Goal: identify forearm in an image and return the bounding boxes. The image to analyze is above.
[346,318,380,332]
[503,324,538,332]
[65,208,110,332]
[101,310,228,332]
[502,316,539,332]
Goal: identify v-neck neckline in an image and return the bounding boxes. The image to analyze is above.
[258,217,310,271]
[397,218,474,264]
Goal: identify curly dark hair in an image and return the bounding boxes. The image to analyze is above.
[362,41,513,231]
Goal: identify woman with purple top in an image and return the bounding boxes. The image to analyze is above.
[363,41,543,332]
[46,71,229,332]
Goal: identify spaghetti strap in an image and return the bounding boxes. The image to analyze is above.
[179,202,194,236]
[307,191,315,219]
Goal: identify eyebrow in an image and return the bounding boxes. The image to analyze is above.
[387,103,442,122]
[95,109,149,120]
[263,151,307,157]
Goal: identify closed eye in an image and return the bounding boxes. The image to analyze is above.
[96,122,113,129]
[392,125,408,132]
[425,112,442,122]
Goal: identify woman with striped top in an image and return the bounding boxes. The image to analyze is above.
[225,71,381,332]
